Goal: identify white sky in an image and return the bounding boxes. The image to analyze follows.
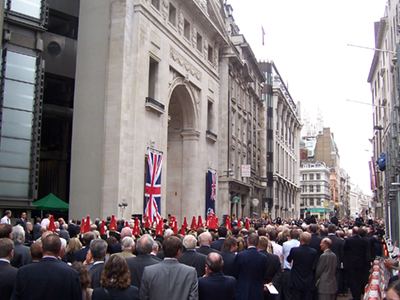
[227,0,388,195]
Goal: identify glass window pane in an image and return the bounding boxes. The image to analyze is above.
[0,137,31,155]
[5,52,36,83]
[3,80,35,111]
[0,167,30,182]
[9,0,41,19]
[1,108,33,139]
[0,181,29,198]
[0,149,31,168]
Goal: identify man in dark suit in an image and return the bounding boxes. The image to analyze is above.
[179,234,207,277]
[126,234,160,289]
[0,238,18,300]
[258,236,282,300]
[211,226,228,251]
[343,226,369,300]
[32,217,42,240]
[15,212,27,231]
[197,232,220,256]
[10,225,31,268]
[89,239,107,289]
[287,232,318,300]
[11,234,82,300]
[308,224,322,258]
[220,237,238,276]
[198,252,236,300]
[74,231,95,262]
[233,233,267,300]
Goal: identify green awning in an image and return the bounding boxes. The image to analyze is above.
[33,193,69,211]
[308,209,330,213]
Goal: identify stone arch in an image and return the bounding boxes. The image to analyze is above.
[165,77,200,223]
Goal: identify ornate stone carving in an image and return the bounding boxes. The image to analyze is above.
[170,48,202,81]
[178,11,184,35]
[162,0,168,20]
[192,26,197,48]
[195,0,208,14]
[213,47,218,68]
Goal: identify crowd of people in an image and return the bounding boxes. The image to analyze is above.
[0,210,396,300]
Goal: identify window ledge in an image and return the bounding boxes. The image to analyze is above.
[206,130,218,143]
[145,97,165,116]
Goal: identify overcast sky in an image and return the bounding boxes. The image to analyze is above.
[226,0,388,195]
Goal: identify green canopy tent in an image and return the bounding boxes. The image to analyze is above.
[33,193,69,218]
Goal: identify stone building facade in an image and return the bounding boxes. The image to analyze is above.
[70,0,230,222]
[260,62,301,220]
[300,161,332,220]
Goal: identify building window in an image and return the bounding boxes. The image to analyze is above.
[309,185,314,192]
[151,0,160,10]
[302,174,307,181]
[6,0,42,19]
[310,198,314,206]
[169,3,176,26]
[0,50,41,199]
[207,100,213,131]
[309,174,314,180]
[148,57,158,99]
[196,33,202,52]
[208,45,213,62]
[317,199,321,206]
[316,185,321,192]
[184,19,190,40]
[316,173,321,180]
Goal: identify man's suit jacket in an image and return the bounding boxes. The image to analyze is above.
[74,246,90,262]
[11,257,82,300]
[0,261,18,300]
[259,249,282,288]
[126,254,160,289]
[198,272,236,300]
[287,244,318,291]
[11,242,32,268]
[196,245,220,256]
[92,286,139,300]
[343,235,369,269]
[211,238,226,251]
[309,233,322,258]
[15,219,26,230]
[232,247,268,300]
[89,262,105,289]
[327,234,344,269]
[315,249,337,295]
[220,250,236,276]
[179,249,206,277]
[109,242,122,254]
[140,259,198,300]
[33,223,41,240]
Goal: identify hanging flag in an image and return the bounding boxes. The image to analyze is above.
[262,26,265,46]
[145,151,163,223]
[206,170,217,217]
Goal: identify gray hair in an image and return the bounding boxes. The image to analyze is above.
[60,237,67,250]
[121,237,134,250]
[152,240,159,252]
[90,239,107,260]
[137,234,154,255]
[164,229,174,238]
[11,225,25,243]
[198,232,211,245]
[183,235,197,249]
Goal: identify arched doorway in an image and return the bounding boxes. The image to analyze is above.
[166,82,199,223]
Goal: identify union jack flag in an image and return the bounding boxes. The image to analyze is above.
[145,151,163,223]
